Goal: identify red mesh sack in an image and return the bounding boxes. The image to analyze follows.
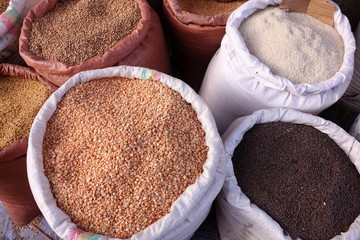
[19,0,171,86]
[163,0,246,92]
[0,64,57,226]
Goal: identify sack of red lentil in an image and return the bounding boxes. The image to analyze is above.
[19,0,171,87]
[199,0,356,134]
[0,63,56,226]
[0,0,40,63]
[27,65,226,240]
[163,0,246,92]
[218,107,360,240]
[341,23,360,113]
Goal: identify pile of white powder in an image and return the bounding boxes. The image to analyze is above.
[239,7,344,84]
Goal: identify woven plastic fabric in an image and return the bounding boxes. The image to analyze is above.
[163,0,246,92]
[218,108,360,240]
[19,0,171,86]
[199,0,355,134]
[27,66,226,240]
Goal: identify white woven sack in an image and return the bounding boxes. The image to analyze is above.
[0,0,40,50]
[199,0,356,134]
[350,114,360,142]
[341,23,360,113]
[27,66,226,240]
[218,108,360,240]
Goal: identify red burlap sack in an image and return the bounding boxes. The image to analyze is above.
[116,9,170,74]
[0,64,57,226]
[19,0,171,86]
[163,0,246,92]
[0,39,27,66]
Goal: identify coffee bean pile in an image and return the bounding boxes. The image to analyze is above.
[232,122,360,240]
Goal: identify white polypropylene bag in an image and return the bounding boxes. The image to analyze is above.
[27,66,226,240]
[350,114,360,142]
[218,108,360,240]
[341,23,360,113]
[199,0,356,134]
[0,0,40,50]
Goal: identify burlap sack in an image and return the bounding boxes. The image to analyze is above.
[27,65,226,240]
[147,0,162,15]
[0,63,57,226]
[350,114,360,141]
[333,0,360,32]
[0,0,41,63]
[341,23,360,113]
[19,0,171,86]
[199,0,355,134]
[218,108,360,240]
[163,0,246,92]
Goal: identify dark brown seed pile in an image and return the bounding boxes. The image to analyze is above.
[29,0,141,65]
[232,122,360,240]
[178,0,245,16]
[43,77,208,238]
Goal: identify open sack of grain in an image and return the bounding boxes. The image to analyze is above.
[0,63,57,226]
[19,0,171,87]
[27,66,226,240]
[341,22,360,113]
[0,0,40,63]
[163,0,246,92]
[199,0,355,134]
[218,108,360,240]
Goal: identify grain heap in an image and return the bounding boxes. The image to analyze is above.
[0,0,8,13]
[0,75,50,149]
[239,7,344,84]
[232,122,360,240]
[178,0,243,16]
[43,77,208,238]
[29,0,141,65]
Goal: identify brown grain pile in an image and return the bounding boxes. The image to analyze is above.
[178,0,244,16]
[0,0,8,13]
[43,77,208,238]
[232,122,360,240]
[29,0,141,65]
[0,75,50,149]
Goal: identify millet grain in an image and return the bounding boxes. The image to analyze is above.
[232,122,360,240]
[178,0,244,16]
[0,75,50,149]
[29,0,141,65]
[239,7,344,84]
[43,77,208,238]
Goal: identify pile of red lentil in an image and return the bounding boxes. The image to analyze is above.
[43,77,208,238]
